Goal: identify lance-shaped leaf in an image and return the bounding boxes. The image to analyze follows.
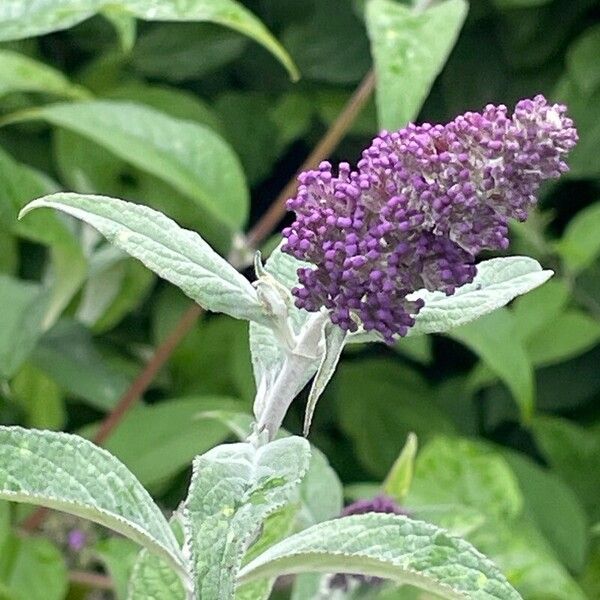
[0,0,297,80]
[0,427,186,576]
[20,194,267,324]
[348,256,553,343]
[238,513,522,600]
[183,437,311,599]
[5,101,248,230]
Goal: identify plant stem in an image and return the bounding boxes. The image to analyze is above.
[21,66,377,533]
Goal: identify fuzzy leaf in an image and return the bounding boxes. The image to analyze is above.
[128,549,185,600]
[183,437,311,599]
[0,427,185,575]
[20,194,267,324]
[348,256,553,343]
[238,513,522,600]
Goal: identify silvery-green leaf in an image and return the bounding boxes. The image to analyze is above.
[0,426,186,576]
[183,436,311,599]
[7,101,248,230]
[0,49,89,99]
[237,513,522,600]
[303,324,346,436]
[348,256,553,343]
[0,0,298,80]
[366,0,468,130]
[20,194,267,324]
[127,548,185,600]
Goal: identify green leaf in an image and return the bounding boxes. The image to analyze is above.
[450,309,535,422]
[0,49,89,99]
[383,432,418,502]
[81,396,244,488]
[348,256,553,343]
[8,101,248,230]
[11,364,65,430]
[183,436,311,599]
[20,194,267,324]
[0,534,68,600]
[0,426,185,576]
[102,8,137,53]
[127,548,185,600]
[532,416,600,521]
[503,451,589,573]
[0,276,48,380]
[525,310,600,367]
[566,23,600,96]
[335,360,455,478]
[366,0,468,130]
[407,437,523,525]
[0,0,298,80]
[556,201,600,273]
[94,538,139,600]
[238,513,522,600]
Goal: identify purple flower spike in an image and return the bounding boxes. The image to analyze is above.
[341,494,408,517]
[282,95,577,342]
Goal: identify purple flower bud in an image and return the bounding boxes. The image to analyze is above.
[67,529,87,552]
[282,95,577,342]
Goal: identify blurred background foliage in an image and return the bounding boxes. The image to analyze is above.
[0,0,599,598]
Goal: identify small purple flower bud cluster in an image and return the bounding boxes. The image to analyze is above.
[282,95,577,341]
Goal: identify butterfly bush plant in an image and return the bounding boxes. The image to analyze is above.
[0,95,576,600]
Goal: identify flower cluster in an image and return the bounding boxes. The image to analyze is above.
[282,95,577,341]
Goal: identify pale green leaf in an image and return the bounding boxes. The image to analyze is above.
[0,426,185,576]
[94,538,139,600]
[0,49,89,99]
[183,437,311,599]
[366,0,468,130]
[20,194,267,324]
[348,256,553,343]
[127,548,185,600]
[238,513,522,600]
[0,276,48,379]
[0,0,297,79]
[8,101,248,230]
[102,8,137,52]
[556,201,600,273]
[303,324,346,436]
[383,432,418,502]
[450,309,535,422]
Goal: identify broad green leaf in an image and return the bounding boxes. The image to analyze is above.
[383,432,418,502]
[0,426,185,576]
[20,194,267,324]
[0,534,67,600]
[0,49,89,99]
[31,319,134,411]
[407,437,523,524]
[303,324,346,436]
[0,0,298,80]
[450,309,535,422]
[366,0,468,130]
[566,23,600,96]
[0,276,48,379]
[335,360,455,477]
[525,310,600,367]
[8,101,249,230]
[348,256,553,343]
[503,451,589,573]
[532,416,600,521]
[183,436,311,599]
[81,396,244,488]
[238,513,522,600]
[556,201,600,273]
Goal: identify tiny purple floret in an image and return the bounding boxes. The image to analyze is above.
[67,529,87,552]
[282,95,577,341]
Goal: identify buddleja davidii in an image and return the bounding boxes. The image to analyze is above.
[282,95,577,342]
